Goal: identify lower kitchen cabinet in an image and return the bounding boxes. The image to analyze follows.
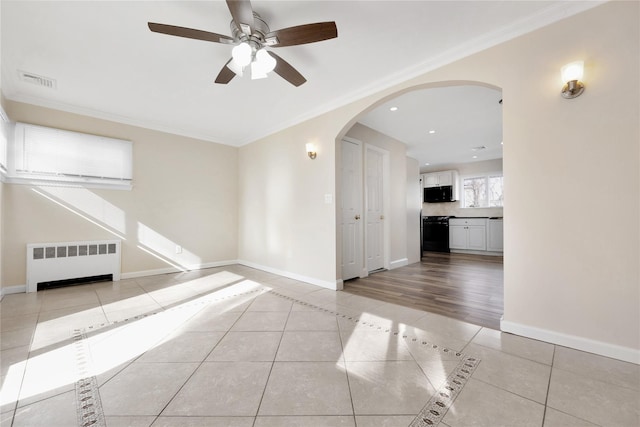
[449,218,487,251]
[487,219,504,252]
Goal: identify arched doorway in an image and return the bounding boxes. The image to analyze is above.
[335,81,504,329]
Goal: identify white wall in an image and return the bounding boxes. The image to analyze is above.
[2,100,239,287]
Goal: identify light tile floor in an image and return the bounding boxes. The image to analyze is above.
[1,265,639,427]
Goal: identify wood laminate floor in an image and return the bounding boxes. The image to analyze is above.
[343,251,504,329]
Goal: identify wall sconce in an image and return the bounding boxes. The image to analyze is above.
[306,143,317,159]
[561,60,585,99]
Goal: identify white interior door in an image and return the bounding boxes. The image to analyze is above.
[365,145,387,272]
[341,138,363,280]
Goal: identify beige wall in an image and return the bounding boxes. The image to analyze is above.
[422,158,504,218]
[345,122,410,267]
[239,1,638,360]
[2,101,238,287]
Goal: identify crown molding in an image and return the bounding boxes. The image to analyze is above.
[236,0,607,145]
[3,1,606,148]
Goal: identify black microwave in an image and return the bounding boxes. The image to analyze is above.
[424,185,455,203]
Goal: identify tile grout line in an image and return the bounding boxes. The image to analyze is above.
[251,299,295,426]
[154,287,260,425]
[334,311,358,426]
[540,344,557,426]
[267,290,481,427]
[58,287,265,427]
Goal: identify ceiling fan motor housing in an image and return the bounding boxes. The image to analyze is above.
[231,11,270,47]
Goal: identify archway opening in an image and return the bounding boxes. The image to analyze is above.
[335,80,504,330]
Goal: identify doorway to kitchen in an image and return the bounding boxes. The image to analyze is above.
[336,81,504,329]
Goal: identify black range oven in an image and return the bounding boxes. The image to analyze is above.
[422,216,452,253]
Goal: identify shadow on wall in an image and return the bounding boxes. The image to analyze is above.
[31,186,201,272]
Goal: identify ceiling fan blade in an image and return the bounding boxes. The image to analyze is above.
[215,59,236,84]
[266,22,337,47]
[226,0,254,34]
[148,22,234,44]
[269,52,306,87]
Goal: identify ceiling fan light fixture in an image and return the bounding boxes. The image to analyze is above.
[231,42,252,67]
[250,61,268,79]
[256,49,276,73]
[227,58,244,77]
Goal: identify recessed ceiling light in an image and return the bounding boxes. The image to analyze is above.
[501,141,504,145]
[428,130,436,134]
[389,106,398,111]
[472,155,478,159]
[425,162,430,166]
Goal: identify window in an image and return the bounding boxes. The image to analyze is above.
[0,107,9,177]
[462,174,503,208]
[7,122,132,189]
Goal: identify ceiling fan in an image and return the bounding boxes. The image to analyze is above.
[148,0,338,87]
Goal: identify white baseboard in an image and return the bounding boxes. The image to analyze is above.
[237,259,342,291]
[0,284,27,298]
[121,260,238,280]
[501,319,640,365]
[450,249,503,257]
[389,258,409,269]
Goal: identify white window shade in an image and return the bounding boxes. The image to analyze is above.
[13,123,132,188]
[0,108,9,174]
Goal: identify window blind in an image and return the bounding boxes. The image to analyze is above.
[13,123,132,187]
[0,109,8,174]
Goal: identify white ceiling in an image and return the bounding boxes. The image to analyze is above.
[2,1,601,149]
[358,85,503,167]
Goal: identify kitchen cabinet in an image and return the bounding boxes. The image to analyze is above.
[449,218,487,251]
[422,170,457,188]
[487,218,504,252]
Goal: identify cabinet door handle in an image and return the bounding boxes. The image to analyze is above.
[355,215,360,220]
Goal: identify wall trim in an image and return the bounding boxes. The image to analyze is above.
[390,258,409,269]
[501,319,640,365]
[1,284,27,297]
[4,2,604,147]
[120,260,238,280]
[238,259,342,291]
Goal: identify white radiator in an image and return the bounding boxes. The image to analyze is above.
[26,240,121,292]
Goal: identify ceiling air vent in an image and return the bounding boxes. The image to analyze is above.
[471,145,486,151]
[18,70,57,89]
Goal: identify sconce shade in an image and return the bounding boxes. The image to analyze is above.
[561,61,584,82]
[561,61,585,99]
[306,143,317,159]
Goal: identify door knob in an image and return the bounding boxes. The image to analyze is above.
[355,214,361,220]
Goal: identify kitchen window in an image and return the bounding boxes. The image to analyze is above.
[462,173,503,208]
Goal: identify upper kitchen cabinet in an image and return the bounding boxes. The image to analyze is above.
[422,170,458,188]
